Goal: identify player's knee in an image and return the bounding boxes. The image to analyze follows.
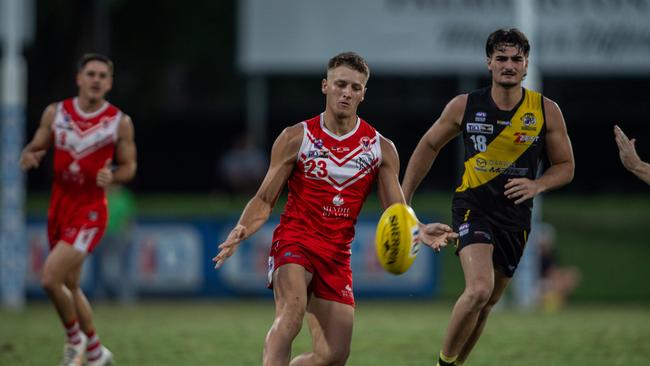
[64,275,81,290]
[314,346,350,366]
[273,302,307,333]
[40,271,61,293]
[463,285,492,310]
[485,292,502,308]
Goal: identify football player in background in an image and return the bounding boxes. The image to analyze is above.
[20,53,137,366]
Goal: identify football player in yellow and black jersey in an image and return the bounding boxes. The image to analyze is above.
[402,28,575,366]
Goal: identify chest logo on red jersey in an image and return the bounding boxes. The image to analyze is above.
[332,194,345,206]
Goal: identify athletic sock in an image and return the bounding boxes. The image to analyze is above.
[85,329,103,361]
[437,351,458,366]
[64,319,82,345]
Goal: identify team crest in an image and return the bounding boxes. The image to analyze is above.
[521,113,537,130]
[359,136,371,152]
[100,115,113,128]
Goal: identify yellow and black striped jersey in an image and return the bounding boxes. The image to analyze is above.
[452,87,546,230]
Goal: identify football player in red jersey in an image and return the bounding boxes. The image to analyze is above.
[213,52,457,366]
[20,54,136,366]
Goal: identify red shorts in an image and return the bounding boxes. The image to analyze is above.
[268,241,354,306]
[47,193,107,254]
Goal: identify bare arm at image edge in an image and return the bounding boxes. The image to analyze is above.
[615,125,650,185]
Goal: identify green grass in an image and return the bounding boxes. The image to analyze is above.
[1,300,649,365]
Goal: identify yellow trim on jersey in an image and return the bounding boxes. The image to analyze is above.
[463,209,471,222]
[456,89,544,192]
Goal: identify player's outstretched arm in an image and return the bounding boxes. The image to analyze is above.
[213,124,302,268]
[97,115,137,187]
[401,95,465,204]
[19,104,56,170]
[504,98,575,204]
[614,125,650,185]
[377,136,457,252]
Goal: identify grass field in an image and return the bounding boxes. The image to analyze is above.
[1,300,649,365]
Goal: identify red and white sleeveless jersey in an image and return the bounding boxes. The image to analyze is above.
[51,98,122,198]
[273,114,382,255]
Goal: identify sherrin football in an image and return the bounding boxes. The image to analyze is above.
[375,203,420,275]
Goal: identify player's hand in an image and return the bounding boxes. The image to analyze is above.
[97,159,113,187]
[417,222,458,252]
[504,178,540,204]
[19,150,46,171]
[213,224,247,269]
[614,125,642,172]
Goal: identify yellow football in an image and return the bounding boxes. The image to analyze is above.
[375,203,420,275]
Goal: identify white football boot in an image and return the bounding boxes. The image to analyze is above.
[86,346,113,366]
[59,332,88,366]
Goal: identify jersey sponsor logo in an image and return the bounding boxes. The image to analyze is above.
[513,132,540,144]
[313,138,324,149]
[332,194,345,206]
[476,158,488,168]
[322,205,351,218]
[63,160,85,184]
[68,160,80,173]
[283,251,302,259]
[341,284,353,299]
[307,149,329,159]
[474,159,529,176]
[75,120,95,129]
[474,111,487,122]
[467,123,493,134]
[55,121,74,131]
[497,120,511,126]
[521,113,537,131]
[331,146,350,153]
[355,152,376,171]
[459,222,469,237]
[497,166,529,176]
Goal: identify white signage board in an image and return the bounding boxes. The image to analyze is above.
[238,0,650,74]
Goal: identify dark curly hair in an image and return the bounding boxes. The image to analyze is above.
[485,28,530,58]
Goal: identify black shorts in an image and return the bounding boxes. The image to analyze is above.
[452,207,529,277]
